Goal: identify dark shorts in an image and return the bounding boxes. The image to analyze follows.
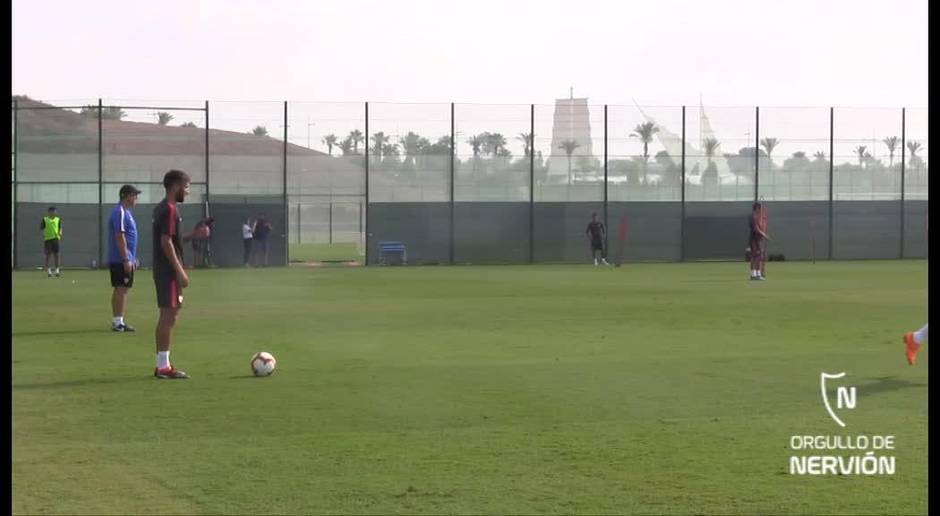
[43,239,60,254]
[750,238,765,256]
[591,239,604,251]
[154,272,183,309]
[109,263,135,288]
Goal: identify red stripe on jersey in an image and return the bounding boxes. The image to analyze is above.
[170,279,178,308]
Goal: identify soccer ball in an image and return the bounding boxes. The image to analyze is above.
[250,352,277,377]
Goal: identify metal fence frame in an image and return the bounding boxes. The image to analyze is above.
[10,100,927,268]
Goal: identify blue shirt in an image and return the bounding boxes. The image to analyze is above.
[108,203,138,265]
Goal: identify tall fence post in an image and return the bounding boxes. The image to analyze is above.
[97,98,103,268]
[828,107,834,260]
[283,101,288,265]
[754,106,760,201]
[900,107,906,258]
[297,204,301,244]
[12,99,18,269]
[364,102,369,266]
[329,202,333,245]
[529,103,535,264]
[205,100,210,204]
[450,102,455,265]
[603,104,609,253]
[680,105,686,262]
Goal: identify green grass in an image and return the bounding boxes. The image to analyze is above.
[13,261,928,515]
[289,242,361,263]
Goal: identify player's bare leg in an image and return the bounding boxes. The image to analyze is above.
[749,242,762,280]
[111,286,135,332]
[759,240,767,278]
[155,307,188,378]
[904,324,927,366]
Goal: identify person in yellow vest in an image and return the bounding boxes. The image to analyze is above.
[40,206,63,277]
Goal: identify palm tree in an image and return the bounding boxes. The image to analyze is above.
[702,138,720,165]
[251,125,268,137]
[349,129,364,154]
[517,132,533,157]
[907,141,924,173]
[792,151,807,159]
[382,142,400,157]
[399,132,425,167]
[854,145,867,167]
[630,122,660,183]
[180,122,198,128]
[630,122,659,162]
[883,136,899,167]
[813,151,827,161]
[338,136,354,156]
[760,137,780,165]
[156,112,174,125]
[467,134,485,158]
[488,133,508,158]
[558,139,580,184]
[322,134,338,156]
[371,132,389,161]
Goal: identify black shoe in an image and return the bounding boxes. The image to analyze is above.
[154,367,189,379]
[112,323,136,332]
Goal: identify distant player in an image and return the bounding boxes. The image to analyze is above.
[40,206,63,277]
[107,184,142,332]
[252,214,273,267]
[191,217,214,268]
[152,170,208,379]
[585,212,609,266]
[748,202,769,280]
[904,324,928,365]
[241,218,254,267]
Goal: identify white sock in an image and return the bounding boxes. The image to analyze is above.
[750,270,756,277]
[112,316,124,327]
[594,259,598,265]
[157,351,171,370]
[914,324,928,345]
[47,268,52,274]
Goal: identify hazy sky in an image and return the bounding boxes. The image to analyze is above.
[12,0,929,108]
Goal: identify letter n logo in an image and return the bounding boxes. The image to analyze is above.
[820,372,856,427]
[836,386,856,409]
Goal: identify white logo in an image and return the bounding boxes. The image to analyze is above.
[788,373,895,475]
[820,372,856,427]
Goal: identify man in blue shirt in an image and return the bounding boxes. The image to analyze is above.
[108,184,141,332]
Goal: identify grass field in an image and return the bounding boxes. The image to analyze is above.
[289,242,361,263]
[12,261,928,515]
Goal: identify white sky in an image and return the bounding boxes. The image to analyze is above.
[12,0,929,108]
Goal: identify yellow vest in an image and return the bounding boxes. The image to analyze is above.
[42,216,61,241]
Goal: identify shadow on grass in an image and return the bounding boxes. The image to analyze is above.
[13,376,152,390]
[860,376,927,396]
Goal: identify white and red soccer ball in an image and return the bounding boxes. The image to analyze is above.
[250,352,277,377]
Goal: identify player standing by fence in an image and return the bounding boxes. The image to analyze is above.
[749,202,769,281]
[40,206,63,277]
[586,213,609,266]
